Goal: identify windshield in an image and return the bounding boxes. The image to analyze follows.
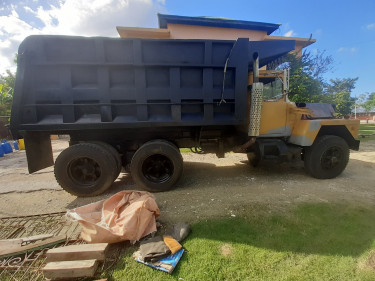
[262,79,283,100]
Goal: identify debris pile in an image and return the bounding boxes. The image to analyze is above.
[67,190,160,243]
[0,191,189,279]
[133,223,191,273]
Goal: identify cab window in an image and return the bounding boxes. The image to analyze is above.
[262,79,283,100]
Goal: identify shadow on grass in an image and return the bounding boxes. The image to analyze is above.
[190,202,375,257]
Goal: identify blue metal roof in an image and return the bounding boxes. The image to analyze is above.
[157,14,280,35]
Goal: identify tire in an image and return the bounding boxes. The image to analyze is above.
[88,141,122,180]
[247,153,260,167]
[247,142,261,167]
[54,143,117,196]
[304,135,349,179]
[130,140,183,192]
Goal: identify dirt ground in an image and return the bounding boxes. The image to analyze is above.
[0,139,374,222]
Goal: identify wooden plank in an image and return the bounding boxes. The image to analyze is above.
[46,243,109,262]
[1,233,54,245]
[0,235,66,259]
[43,259,98,279]
[22,234,54,242]
[0,234,53,250]
[0,238,23,249]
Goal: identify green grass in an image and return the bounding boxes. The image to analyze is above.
[359,124,375,135]
[359,124,375,141]
[110,203,375,281]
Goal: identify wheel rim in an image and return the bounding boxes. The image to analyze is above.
[68,157,101,186]
[321,147,342,170]
[142,154,174,184]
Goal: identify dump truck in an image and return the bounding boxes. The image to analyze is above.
[10,35,360,196]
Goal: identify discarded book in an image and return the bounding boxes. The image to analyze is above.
[135,248,184,274]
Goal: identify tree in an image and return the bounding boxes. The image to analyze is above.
[324,78,358,117]
[278,51,360,117]
[361,92,375,114]
[325,78,358,95]
[333,92,355,118]
[0,70,16,116]
[278,50,333,102]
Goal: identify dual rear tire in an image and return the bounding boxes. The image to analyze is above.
[54,140,183,196]
[54,143,118,197]
[130,140,183,192]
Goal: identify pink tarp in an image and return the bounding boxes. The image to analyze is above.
[67,190,160,243]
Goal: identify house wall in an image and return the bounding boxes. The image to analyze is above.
[351,113,375,121]
[167,23,267,41]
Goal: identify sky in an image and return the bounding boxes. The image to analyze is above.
[0,0,374,97]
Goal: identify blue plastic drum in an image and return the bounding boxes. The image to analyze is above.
[13,141,19,150]
[2,142,13,154]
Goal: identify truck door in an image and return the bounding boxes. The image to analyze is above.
[258,76,290,137]
[259,99,289,137]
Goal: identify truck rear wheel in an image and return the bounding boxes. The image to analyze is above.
[130,140,183,192]
[304,135,349,179]
[54,143,117,196]
[88,141,122,180]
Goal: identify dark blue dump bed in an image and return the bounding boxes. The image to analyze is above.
[10,35,294,137]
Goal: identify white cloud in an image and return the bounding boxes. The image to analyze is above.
[33,0,163,36]
[283,30,296,37]
[366,23,375,30]
[24,6,34,13]
[337,47,357,53]
[0,11,41,73]
[0,0,166,74]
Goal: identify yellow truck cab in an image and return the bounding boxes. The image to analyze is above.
[248,69,360,179]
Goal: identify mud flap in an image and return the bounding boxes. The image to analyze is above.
[24,132,54,173]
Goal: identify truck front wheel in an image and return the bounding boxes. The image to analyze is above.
[130,140,183,192]
[247,142,261,167]
[304,135,349,179]
[54,143,117,196]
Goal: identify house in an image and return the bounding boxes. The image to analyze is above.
[116,14,315,55]
[352,107,375,121]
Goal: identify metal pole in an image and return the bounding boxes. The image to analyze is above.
[253,54,259,83]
